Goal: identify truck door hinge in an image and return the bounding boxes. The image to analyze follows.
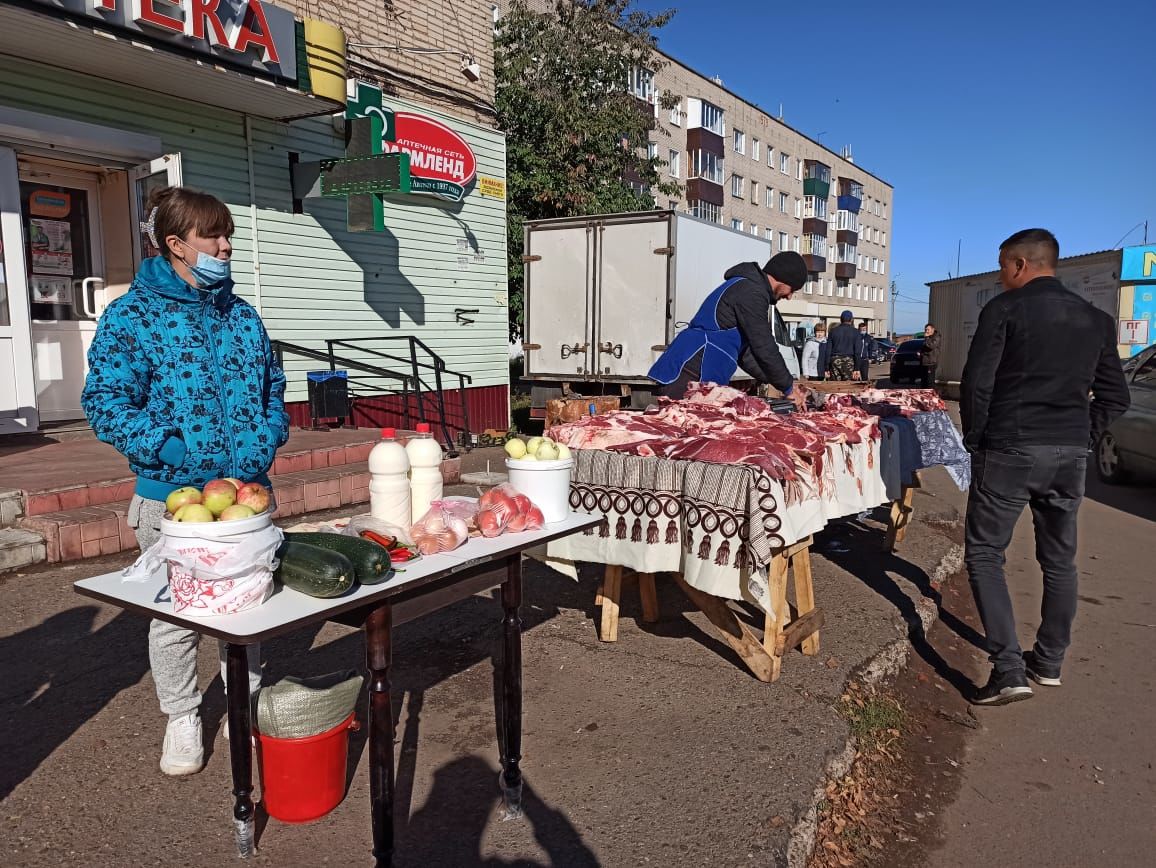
[653,246,674,256]
[522,254,542,263]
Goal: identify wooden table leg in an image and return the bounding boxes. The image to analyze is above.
[763,552,791,682]
[790,548,821,656]
[598,564,623,642]
[638,572,659,623]
[672,573,776,683]
[365,605,396,867]
[224,642,256,858]
[883,476,920,551]
[499,554,524,818]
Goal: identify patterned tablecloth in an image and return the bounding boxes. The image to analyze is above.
[544,439,886,611]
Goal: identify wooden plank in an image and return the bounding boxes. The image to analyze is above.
[790,547,821,656]
[671,573,776,683]
[774,608,826,657]
[599,564,622,643]
[763,552,792,682]
[638,573,659,623]
[883,481,919,551]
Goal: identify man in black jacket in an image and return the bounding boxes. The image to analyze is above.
[855,321,875,382]
[825,310,862,380]
[649,252,809,409]
[961,228,1130,706]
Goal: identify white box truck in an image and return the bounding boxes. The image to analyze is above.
[521,210,800,415]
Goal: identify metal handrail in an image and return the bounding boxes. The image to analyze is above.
[272,336,472,456]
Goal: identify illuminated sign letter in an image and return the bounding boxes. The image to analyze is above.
[233,0,280,64]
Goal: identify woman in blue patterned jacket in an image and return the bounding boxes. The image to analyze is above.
[81,186,288,777]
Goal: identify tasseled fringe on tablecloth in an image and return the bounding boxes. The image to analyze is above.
[715,539,730,566]
[666,520,679,544]
[631,518,642,542]
[646,519,659,544]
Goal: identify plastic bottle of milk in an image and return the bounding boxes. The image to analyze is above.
[368,428,411,528]
[406,422,444,524]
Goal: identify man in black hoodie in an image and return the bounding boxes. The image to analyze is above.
[961,228,1130,706]
[649,251,809,409]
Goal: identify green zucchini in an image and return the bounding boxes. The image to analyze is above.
[283,532,395,585]
[274,541,356,598]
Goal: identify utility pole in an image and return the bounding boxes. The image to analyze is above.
[889,279,897,340]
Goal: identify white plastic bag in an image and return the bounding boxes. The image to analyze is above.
[124,524,284,617]
[341,514,413,547]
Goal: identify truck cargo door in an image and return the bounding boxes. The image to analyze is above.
[594,217,670,379]
[524,224,594,379]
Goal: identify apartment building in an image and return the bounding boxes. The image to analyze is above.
[636,58,894,334]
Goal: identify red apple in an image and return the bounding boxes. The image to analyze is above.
[219,504,257,522]
[202,479,237,516]
[223,478,244,491]
[165,486,201,515]
[236,482,270,514]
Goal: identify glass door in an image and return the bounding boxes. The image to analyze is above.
[18,161,106,422]
[0,147,38,433]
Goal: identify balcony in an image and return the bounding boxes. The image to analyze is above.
[836,228,858,245]
[686,178,724,206]
[803,217,828,236]
[802,254,827,273]
[803,177,830,198]
[835,262,857,280]
[837,193,861,213]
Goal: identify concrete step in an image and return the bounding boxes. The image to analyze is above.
[9,454,463,568]
[0,528,46,572]
[1,489,23,528]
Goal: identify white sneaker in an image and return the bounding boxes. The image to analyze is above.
[160,712,205,776]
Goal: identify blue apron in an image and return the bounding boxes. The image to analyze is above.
[649,277,744,385]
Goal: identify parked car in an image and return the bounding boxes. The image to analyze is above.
[889,338,928,384]
[872,338,898,363]
[1096,343,1156,484]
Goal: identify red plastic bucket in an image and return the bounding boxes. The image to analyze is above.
[257,713,358,823]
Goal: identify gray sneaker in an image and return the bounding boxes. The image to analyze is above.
[971,669,1034,706]
[1024,650,1062,687]
[160,712,205,776]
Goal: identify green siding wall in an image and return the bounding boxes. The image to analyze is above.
[1,57,510,403]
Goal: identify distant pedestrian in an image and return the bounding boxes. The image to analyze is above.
[961,228,1129,706]
[856,321,875,383]
[825,310,862,381]
[921,323,941,387]
[801,323,829,380]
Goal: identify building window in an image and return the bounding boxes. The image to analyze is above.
[804,279,814,295]
[689,200,721,223]
[733,128,745,154]
[779,231,789,251]
[836,242,856,263]
[765,227,774,245]
[750,180,759,204]
[767,146,774,167]
[647,142,658,161]
[837,210,858,231]
[880,259,886,275]
[629,67,654,103]
[731,218,744,232]
[750,223,759,236]
[794,198,802,219]
[689,149,724,184]
[668,200,679,211]
[670,100,681,125]
[780,152,790,174]
[751,139,760,162]
[858,254,864,269]
[668,149,680,178]
[779,192,789,213]
[881,231,887,247]
[765,186,775,208]
[804,196,828,220]
[700,101,724,135]
[731,174,744,197]
[792,235,800,252]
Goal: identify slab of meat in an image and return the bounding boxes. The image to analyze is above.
[549,414,669,451]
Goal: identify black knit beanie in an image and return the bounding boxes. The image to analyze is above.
[763,251,808,291]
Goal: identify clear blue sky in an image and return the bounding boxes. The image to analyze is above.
[635,0,1156,331]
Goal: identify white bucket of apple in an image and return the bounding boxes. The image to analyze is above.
[143,479,282,617]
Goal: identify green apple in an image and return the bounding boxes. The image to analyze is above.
[556,443,572,459]
[165,486,201,515]
[175,504,215,523]
[536,442,559,460]
[219,504,257,522]
[201,479,237,516]
[504,438,527,459]
[526,436,545,454]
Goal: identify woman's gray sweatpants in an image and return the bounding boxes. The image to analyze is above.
[129,495,262,719]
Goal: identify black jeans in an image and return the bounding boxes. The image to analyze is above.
[964,445,1087,675]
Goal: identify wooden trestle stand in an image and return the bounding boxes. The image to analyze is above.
[594,536,824,683]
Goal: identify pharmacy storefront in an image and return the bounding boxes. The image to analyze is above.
[1,1,512,438]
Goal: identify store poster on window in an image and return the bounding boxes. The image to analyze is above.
[28,218,74,276]
[29,275,71,305]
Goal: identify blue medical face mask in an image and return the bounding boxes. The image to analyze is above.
[176,238,231,287]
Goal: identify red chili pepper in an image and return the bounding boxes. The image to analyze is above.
[389,547,418,563]
[359,530,397,550]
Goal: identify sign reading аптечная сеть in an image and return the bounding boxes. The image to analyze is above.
[380,113,477,203]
